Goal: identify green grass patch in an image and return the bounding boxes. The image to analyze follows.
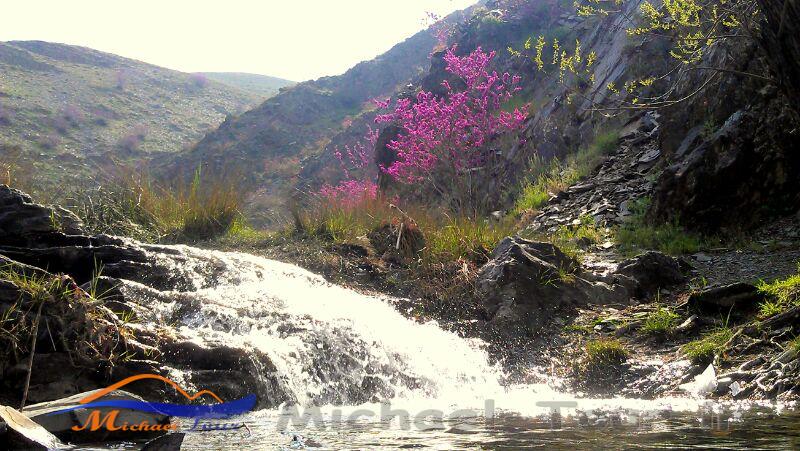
[293,197,514,265]
[585,338,628,366]
[682,327,734,364]
[615,198,704,256]
[514,130,619,215]
[756,266,800,318]
[524,214,603,262]
[641,307,679,335]
[0,263,133,374]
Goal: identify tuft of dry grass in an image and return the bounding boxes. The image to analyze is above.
[292,195,514,266]
[73,166,243,242]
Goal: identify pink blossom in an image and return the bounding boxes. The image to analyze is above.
[374,46,528,183]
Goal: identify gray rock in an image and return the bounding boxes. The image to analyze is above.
[692,253,712,263]
[687,283,763,314]
[143,432,186,450]
[613,251,686,299]
[0,405,64,450]
[476,237,628,334]
[23,390,170,443]
[0,185,85,246]
[650,106,800,232]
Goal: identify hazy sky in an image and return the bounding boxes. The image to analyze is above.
[0,0,475,82]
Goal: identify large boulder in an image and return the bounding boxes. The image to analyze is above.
[475,237,628,335]
[0,405,64,450]
[687,283,764,316]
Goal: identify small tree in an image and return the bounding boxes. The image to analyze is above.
[374,46,527,212]
[319,47,528,214]
[318,128,379,208]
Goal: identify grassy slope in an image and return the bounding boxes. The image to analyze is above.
[200,72,295,98]
[0,41,275,187]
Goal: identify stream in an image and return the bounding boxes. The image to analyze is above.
[86,245,799,449]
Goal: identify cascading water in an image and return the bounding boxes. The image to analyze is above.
[112,244,785,449]
[120,244,517,408]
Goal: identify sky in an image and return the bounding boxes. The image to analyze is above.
[0,0,476,82]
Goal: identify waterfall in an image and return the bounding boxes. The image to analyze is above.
[117,245,511,408]
[116,244,705,422]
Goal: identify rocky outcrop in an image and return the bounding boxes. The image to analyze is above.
[476,237,629,335]
[650,100,800,232]
[526,113,662,233]
[0,185,84,247]
[757,0,800,112]
[476,236,690,334]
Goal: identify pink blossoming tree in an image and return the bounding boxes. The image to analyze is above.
[321,45,528,213]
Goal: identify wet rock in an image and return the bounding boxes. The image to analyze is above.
[143,432,186,450]
[613,251,686,299]
[0,405,64,450]
[161,340,291,408]
[476,237,628,334]
[23,390,170,443]
[0,184,84,247]
[715,377,734,395]
[687,283,763,314]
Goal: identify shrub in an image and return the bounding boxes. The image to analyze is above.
[325,46,528,214]
[368,219,425,259]
[424,215,514,265]
[585,338,628,366]
[189,73,209,89]
[118,125,148,152]
[0,263,131,376]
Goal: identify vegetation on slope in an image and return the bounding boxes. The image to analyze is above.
[0,41,270,188]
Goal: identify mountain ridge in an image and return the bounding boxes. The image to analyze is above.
[0,40,285,189]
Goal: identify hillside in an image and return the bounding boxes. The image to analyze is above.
[200,72,295,98]
[0,41,273,188]
[161,7,476,225]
